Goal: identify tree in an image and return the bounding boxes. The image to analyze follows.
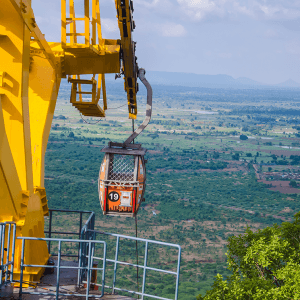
[240,134,248,140]
[270,154,277,161]
[68,132,75,138]
[232,153,239,160]
[213,152,220,159]
[289,180,298,188]
[197,212,300,300]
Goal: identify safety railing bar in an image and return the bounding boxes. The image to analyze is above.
[48,210,52,253]
[10,223,16,282]
[44,231,82,235]
[19,239,25,297]
[101,242,106,297]
[91,230,181,248]
[112,235,119,293]
[20,264,104,271]
[111,286,141,295]
[86,256,103,261]
[142,241,148,300]
[112,287,173,300]
[79,211,83,261]
[90,237,96,296]
[5,224,11,282]
[79,211,83,234]
[17,237,106,245]
[91,257,177,275]
[48,209,93,214]
[1,261,14,268]
[77,235,83,286]
[140,293,173,300]
[56,241,62,299]
[51,254,79,258]
[79,213,95,286]
[85,284,168,299]
[81,281,113,288]
[0,222,16,225]
[106,259,177,275]
[86,240,92,299]
[175,247,181,300]
[96,284,113,289]
[0,225,5,285]
[80,212,95,236]
[20,291,103,298]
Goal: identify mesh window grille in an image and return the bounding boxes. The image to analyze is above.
[108,155,135,182]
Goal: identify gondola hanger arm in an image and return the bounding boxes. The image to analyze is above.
[123,68,152,146]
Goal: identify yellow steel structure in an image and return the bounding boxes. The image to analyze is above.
[0,0,139,284]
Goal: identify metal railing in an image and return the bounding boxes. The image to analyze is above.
[1,210,182,300]
[78,211,96,286]
[89,230,181,300]
[0,222,16,288]
[45,209,95,260]
[18,236,106,299]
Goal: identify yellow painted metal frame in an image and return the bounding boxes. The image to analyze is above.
[0,0,57,283]
[1,0,140,285]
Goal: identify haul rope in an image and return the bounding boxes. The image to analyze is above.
[132,117,140,298]
[135,214,140,298]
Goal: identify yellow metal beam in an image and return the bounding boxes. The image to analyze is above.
[96,0,103,45]
[22,24,34,194]
[0,95,26,225]
[8,0,57,70]
[63,52,120,75]
[84,0,90,47]
[70,0,75,45]
[92,0,96,45]
[28,52,61,188]
[61,0,67,48]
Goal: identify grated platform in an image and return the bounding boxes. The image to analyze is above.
[12,260,135,299]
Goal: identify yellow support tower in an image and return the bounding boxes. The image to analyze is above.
[0,0,140,284]
[0,0,58,283]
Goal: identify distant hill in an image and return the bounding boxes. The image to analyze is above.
[144,71,254,88]
[104,71,300,89]
[274,79,300,88]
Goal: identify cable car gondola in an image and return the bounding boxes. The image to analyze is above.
[98,69,152,216]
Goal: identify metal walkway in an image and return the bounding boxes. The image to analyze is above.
[1,209,181,299]
[12,259,134,299]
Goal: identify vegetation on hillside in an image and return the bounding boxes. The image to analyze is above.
[45,81,300,299]
[197,212,300,299]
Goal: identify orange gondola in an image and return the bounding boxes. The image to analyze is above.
[98,142,146,216]
[98,69,152,216]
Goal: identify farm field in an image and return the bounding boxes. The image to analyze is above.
[45,79,300,299]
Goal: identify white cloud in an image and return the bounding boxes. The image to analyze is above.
[174,0,300,23]
[135,0,172,9]
[160,22,187,37]
[241,0,300,21]
[177,0,218,20]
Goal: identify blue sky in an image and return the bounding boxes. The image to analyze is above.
[32,0,300,84]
